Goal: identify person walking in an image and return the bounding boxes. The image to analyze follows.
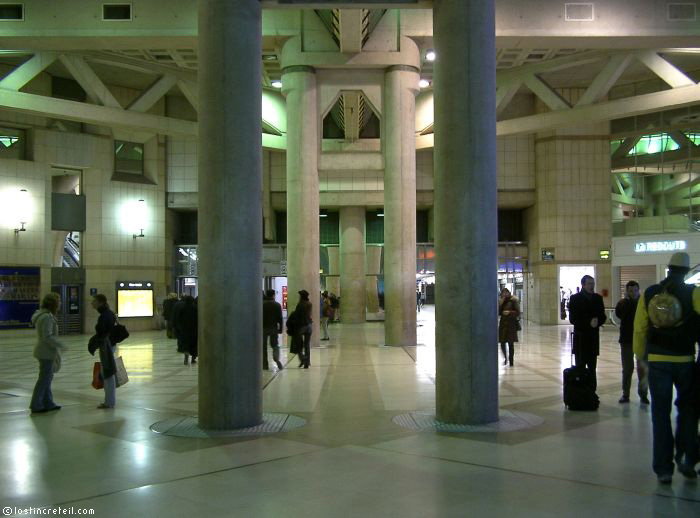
[293,290,313,368]
[320,291,331,341]
[263,289,284,370]
[90,294,117,409]
[498,288,520,367]
[175,295,198,364]
[615,280,649,404]
[29,293,65,414]
[633,252,699,483]
[568,275,607,390]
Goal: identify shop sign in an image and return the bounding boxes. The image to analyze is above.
[634,240,686,253]
[541,248,555,262]
[599,249,610,260]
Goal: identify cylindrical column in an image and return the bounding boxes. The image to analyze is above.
[384,65,419,347]
[283,66,320,346]
[340,206,366,323]
[197,0,262,429]
[434,0,499,424]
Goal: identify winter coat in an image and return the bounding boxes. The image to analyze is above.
[263,298,283,332]
[568,291,606,356]
[176,300,198,356]
[31,309,65,360]
[91,305,116,379]
[615,296,639,344]
[498,297,520,343]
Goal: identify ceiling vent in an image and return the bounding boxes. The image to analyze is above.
[103,3,132,21]
[0,4,24,21]
[667,3,697,21]
[564,3,595,21]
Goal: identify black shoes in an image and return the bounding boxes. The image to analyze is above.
[640,395,650,405]
[619,396,630,404]
[275,360,284,370]
[31,406,60,414]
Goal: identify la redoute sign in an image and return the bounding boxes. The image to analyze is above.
[634,240,687,253]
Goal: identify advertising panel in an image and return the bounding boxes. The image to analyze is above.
[0,267,40,329]
[116,281,154,317]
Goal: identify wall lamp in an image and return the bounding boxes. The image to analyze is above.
[14,189,29,234]
[132,199,146,239]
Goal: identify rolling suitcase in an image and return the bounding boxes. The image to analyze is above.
[563,334,599,411]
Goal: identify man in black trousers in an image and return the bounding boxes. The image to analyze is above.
[569,274,607,390]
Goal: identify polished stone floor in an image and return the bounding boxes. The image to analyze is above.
[1,306,699,517]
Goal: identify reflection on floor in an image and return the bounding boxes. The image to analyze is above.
[1,305,698,516]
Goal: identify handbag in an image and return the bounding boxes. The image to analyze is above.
[289,334,302,354]
[115,356,129,387]
[110,320,129,344]
[92,362,104,389]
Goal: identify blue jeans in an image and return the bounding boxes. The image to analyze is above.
[648,361,698,475]
[30,359,56,411]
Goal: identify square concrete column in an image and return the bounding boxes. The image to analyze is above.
[433,0,499,425]
[340,206,366,323]
[383,65,419,347]
[282,65,321,346]
[197,0,262,430]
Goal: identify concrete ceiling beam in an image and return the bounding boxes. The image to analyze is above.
[58,54,121,108]
[0,52,58,91]
[497,84,700,136]
[522,74,571,111]
[636,51,696,88]
[496,79,522,115]
[127,75,178,113]
[338,10,364,53]
[0,88,197,137]
[576,53,633,107]
[177,80,199,112]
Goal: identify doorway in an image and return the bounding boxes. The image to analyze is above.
[558,265,595,323]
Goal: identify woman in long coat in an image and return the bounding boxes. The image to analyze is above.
[498,288,521,367]
[175,295,198,365]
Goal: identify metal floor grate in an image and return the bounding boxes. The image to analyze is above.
[392,410,544,433]
[151,413,306,438]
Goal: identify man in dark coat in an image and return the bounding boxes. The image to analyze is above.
[614,280,648,404]
[568,274,607,390]
[262,289,284,370]
[175,295,197,365]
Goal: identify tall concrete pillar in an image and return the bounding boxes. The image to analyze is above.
[283,66,320,346]
[433,0,499,424]
[340,206,366,323]
[384,66,419,346]
[197,0,262,429]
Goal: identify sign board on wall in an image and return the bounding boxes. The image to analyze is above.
[541,248,555,262]
[116,281,154,318]
[0,267,40,329]
[634,240,687,253]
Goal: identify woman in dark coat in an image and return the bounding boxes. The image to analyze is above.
[498,288,520,367]
[175,295,198,365]
[293,290,313,369]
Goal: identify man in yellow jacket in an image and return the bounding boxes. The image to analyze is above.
[633,252,699,483]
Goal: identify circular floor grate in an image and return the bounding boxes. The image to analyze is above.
[392,410,544,433]
[151,413,306,438]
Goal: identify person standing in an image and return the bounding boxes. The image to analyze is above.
[263,289,284,370]
[634,252,699,483]
[615,280,649,404]
[162,292,178,339]
[320,291,331,341]
[293,290,313,369]
[568,275,607,390]
[29,293,65,414]
[498,288,520,367]
[175,295,198,365]
[90,294,117,409]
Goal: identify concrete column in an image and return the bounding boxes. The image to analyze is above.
[283,66,320,346]
[197,0,262,429]
[433,0,499,424]
[384,65,419,346]
[340,206,366,323]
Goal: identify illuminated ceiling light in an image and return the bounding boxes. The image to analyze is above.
[271,80,282,89]
[425,50,436,62]
[263,54,277,61]
[419,79,430,89]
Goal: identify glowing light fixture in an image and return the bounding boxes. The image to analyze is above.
[271,80,282,89]
[132,199,147,239]
[14,189,29,234]
[425,50,436,62]
[419,79,430,89]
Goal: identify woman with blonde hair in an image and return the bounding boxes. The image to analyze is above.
[30,292,65,414]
